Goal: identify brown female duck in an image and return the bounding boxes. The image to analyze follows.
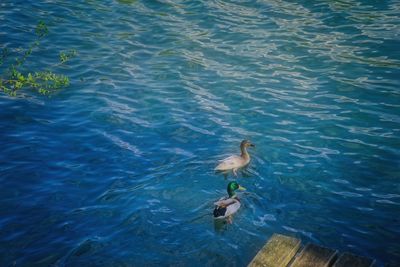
[215,140,255,176]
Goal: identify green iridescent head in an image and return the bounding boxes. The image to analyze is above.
[227,181,246,197]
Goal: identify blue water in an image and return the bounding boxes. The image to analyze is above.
[1,0,400,266]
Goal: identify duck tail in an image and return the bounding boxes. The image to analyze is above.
[213,206,227,218]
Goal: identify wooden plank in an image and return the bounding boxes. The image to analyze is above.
[248,233,301,267]
[290,243,338,267]
[333,252,375,267]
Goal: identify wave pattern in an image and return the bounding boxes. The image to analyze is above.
[1,0,399,266]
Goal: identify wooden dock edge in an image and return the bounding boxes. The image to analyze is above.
[290,243,337,267]
[248,233,378,267]
[248,234,301,267]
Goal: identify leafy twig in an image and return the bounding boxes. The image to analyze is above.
[0,21,76,96]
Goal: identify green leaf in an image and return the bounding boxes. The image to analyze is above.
[35,21,48,38]
[15,81,22,90]
[59,49,77,64]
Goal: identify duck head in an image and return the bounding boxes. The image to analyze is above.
[227,181,246,197]
[240,140,255,149]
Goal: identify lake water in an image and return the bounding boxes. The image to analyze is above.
[1,0,399,266]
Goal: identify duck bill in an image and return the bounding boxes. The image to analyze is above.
[250,143,255,147]
[238,185,246,191]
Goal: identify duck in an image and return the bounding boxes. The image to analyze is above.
[213,181,246,223]
[215,140,255,176]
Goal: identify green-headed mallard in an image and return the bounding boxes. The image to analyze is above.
[215,140,255,176]
[213,181,246,223]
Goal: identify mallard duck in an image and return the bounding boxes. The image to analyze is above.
[215,140,255,176]
[213,181,246,223]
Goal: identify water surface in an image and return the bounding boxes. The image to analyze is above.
[1,0,400,266]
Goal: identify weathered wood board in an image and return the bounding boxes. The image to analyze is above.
[248,233,301,267]
[290,243,337,267]
[248,234,381,267]
[333,252,375,267]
